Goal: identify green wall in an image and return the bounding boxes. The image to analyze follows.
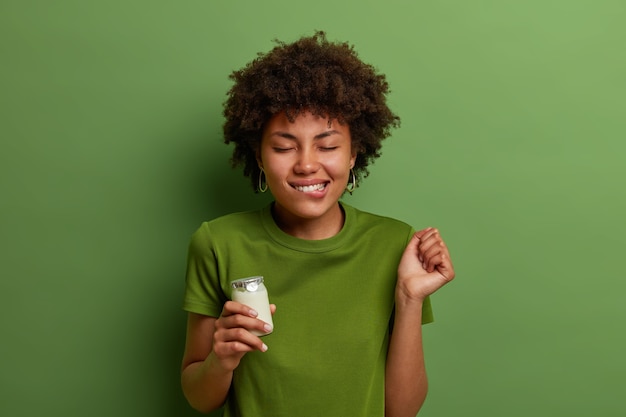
[1,1,624,416]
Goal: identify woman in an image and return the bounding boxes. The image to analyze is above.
[181,31,455,417]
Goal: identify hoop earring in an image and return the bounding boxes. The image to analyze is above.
[345,169,356,195]
[258,168,268,193]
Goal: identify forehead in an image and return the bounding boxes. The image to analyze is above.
[263,111,350,135]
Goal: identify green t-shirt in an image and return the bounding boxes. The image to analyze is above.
[183,202,433,417]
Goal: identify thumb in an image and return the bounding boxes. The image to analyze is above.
[410,229,431,261]
[404,231,421,256]
[399,231,426,270]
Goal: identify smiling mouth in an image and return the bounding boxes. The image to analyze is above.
[292,183,327,193]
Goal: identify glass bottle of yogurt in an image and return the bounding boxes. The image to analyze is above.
[230,276,273,336]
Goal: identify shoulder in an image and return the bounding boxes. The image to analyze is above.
[203,209,262,231]
[345,203,413,233]
[189,208,264,250]
[343,203,414,246]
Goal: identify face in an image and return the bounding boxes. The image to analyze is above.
[258,111,356,233]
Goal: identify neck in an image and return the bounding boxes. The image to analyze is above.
[271,203,345,240]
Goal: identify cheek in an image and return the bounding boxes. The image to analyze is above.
[329,153,354,172]
[262,159,289,182]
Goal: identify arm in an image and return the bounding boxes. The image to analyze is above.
[180,302,274,413]
[385,228,455,417]
[386,295,428,416]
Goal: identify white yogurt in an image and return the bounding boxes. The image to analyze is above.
[231,276,273,336]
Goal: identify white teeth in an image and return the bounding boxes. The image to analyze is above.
[294,183,326,192]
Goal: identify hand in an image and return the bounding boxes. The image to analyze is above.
[397,228,455,302]
[211,301,276,371]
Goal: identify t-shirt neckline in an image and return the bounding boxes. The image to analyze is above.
[260,201,354,253]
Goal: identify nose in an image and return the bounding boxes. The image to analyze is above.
[294,149,320,174]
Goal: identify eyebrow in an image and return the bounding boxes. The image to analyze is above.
[269,130,342,140]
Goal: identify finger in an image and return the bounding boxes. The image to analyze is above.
[425,252,455,280]
[407,231,426,262]
[222,327,268,349]
[221,300,259,318]
[419,233,443,263]
[270,304,277,315]
[436,253,455,280]
[423,242,451,273]
[215,326,269,353]
[217,313,272,335]
[414,227,433,240]
[214,339,255,355]
[420,238,446,262]
[424,253,443,273]
[214,335,266,356]
[418,228,440,248]
[416,228,440,259]
[418,227,439,244]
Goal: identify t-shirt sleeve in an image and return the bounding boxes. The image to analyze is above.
[421,294,434,324]
[182,223,227,318]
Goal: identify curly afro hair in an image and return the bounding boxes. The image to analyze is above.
[223,31,400,191]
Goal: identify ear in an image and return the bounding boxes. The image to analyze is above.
[256,148,263,169]
[349,153,357,170]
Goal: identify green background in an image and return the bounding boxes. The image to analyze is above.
[1,1,624,416]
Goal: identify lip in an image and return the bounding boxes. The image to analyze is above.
[289,179,329,186]
[289,179,330,197]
